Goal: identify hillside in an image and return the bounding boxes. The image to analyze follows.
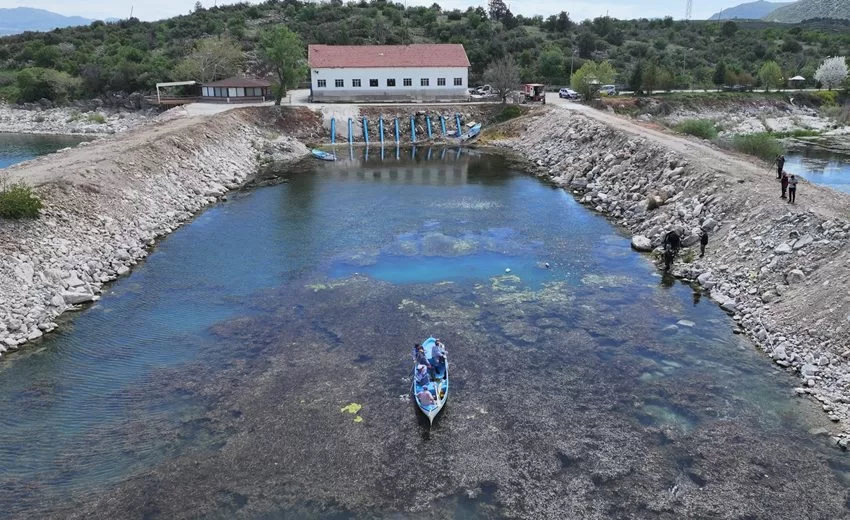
[0,1,848,103]
[765,0,850,22]
[0,7,103,36]
[708,1,794,20]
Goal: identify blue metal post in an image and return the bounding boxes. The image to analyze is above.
[410,116,416,143]
[363,117,369,146]
[440,116,446,135]
[395,144,400,160]
[426,115,432,139]
[348,118,353,144]
[427,147,432,161]
[394,118,400,144]
[455,114,462,136]
[412,146,417,159]
[331,118,336,145]
[379,116,384,145]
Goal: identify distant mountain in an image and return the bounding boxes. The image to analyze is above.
[764,0,850,22]
[708,1,795,20]
[0,7,113,35]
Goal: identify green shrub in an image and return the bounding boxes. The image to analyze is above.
[727,133,784,161]
[493,105,523,123]
[813,90,838,107]
[85,112,106,124]
[16,67,81,104]
[675,119,718,139]
[0,183,43,219]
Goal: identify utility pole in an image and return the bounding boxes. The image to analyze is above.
[570,49,577,77]
[685,0,693,20]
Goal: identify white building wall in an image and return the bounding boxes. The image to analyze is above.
[310,66,468,102]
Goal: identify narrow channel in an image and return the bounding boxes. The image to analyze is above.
[1,145,848,518]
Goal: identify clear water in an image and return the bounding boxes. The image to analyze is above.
[785,146,850,194]
[0,133,92,169]
[0,147,847,519]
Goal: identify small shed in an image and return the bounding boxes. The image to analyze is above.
[788,75,806,88]
[201,77,272,103]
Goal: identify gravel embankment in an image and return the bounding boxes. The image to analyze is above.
[0,108,309,356]
[496,107,850,446]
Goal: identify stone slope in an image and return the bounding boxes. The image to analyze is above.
[0,107,309,355]
[496,107,850,444]
[765,0,850,21]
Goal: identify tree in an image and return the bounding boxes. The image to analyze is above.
[577,32,595,59]
[260,26,307,105]
[570,60,616,101]
[484,56,520,104]
[814,56,848,90]
[537,48,565,85]
[721,21,738,38]
[713,61,727,89]
[642,61,658,95]
[487,0,509,22]
[628,61,643,95]
[174,37,244,83]
[758,61,782,92]
[657,67,675,92]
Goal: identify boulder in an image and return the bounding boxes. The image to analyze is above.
[701,217,717,231]
[772,345,787,360]
[801,363,818,377]
[761,291,778,303]
[62,291,95,305]
[630,235,653,252]
[774,243,793,255]
[697,272,714,288]
[785,269,806,285]
[792,235,813,250]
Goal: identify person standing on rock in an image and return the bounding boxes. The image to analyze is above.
[788,174,797,204]
[775,154,785,179]
[699,228,709,258]
[780,171,789,199]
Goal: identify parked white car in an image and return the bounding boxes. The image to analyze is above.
[599,84,618,96]
[559,88,579,99]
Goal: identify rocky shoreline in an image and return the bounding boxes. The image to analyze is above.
[0,103,156,136]
[496,107,850,446]
[0,108,308,358]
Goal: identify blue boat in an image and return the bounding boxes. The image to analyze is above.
[460,122,482,142]
[412,337,448,425]
[311,149,336,161]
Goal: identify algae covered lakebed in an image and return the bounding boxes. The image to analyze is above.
[0,147,848,519]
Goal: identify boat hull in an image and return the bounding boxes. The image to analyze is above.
[311,149,336,161]
[412,336,448,424]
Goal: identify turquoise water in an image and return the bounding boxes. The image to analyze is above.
[0,147,848,518]
[0,133,91,169]
[785,147,850,194]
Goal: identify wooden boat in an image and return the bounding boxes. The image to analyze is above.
[460,122,481,141]
[311,149,336,161]
[412,337,448,425]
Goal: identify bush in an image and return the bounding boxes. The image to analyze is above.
[493,105,523,123]
[16,67,81,104]
[675,119,717,139]
[0,183,43,219]
[813,90,838,107]
[86,112,106,124]
[727,133,784,161]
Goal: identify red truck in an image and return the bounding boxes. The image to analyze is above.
[521,83,545,102]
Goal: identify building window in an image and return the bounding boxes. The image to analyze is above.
[403,78,412,86]
[317,79,326,88]
[352,79,361,87]
[454,77,463,86]
[387,78,396,87]
[421,78,429,87]
[370,79,379,87]
[335,79,344,87]
[437,78,446,86]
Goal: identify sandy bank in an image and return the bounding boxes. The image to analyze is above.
[0,106,315,355]
[496,106,850,445]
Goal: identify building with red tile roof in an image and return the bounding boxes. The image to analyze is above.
[307,44,470,102]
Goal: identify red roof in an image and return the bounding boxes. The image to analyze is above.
[203,76,271,88]
[308,44,470,69]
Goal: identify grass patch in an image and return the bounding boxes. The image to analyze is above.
[0,182,43,219]
[717,133,784,162]
[675,119,718,139]
[771,129,822,138]
[681,248,696,264]
[492,105,523,123]
[85,112,106,124]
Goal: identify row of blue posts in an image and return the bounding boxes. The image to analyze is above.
[330,114,463,145]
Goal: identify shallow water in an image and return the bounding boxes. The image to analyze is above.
[0,133,91,169]
[1,147,848,519]
[785,147,850,194]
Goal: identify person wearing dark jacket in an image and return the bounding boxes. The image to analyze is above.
[700,228,709,257]
[662,229,681,254]
[788,175,797,204]
[780,171,789,199]
[776,155,785,179]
